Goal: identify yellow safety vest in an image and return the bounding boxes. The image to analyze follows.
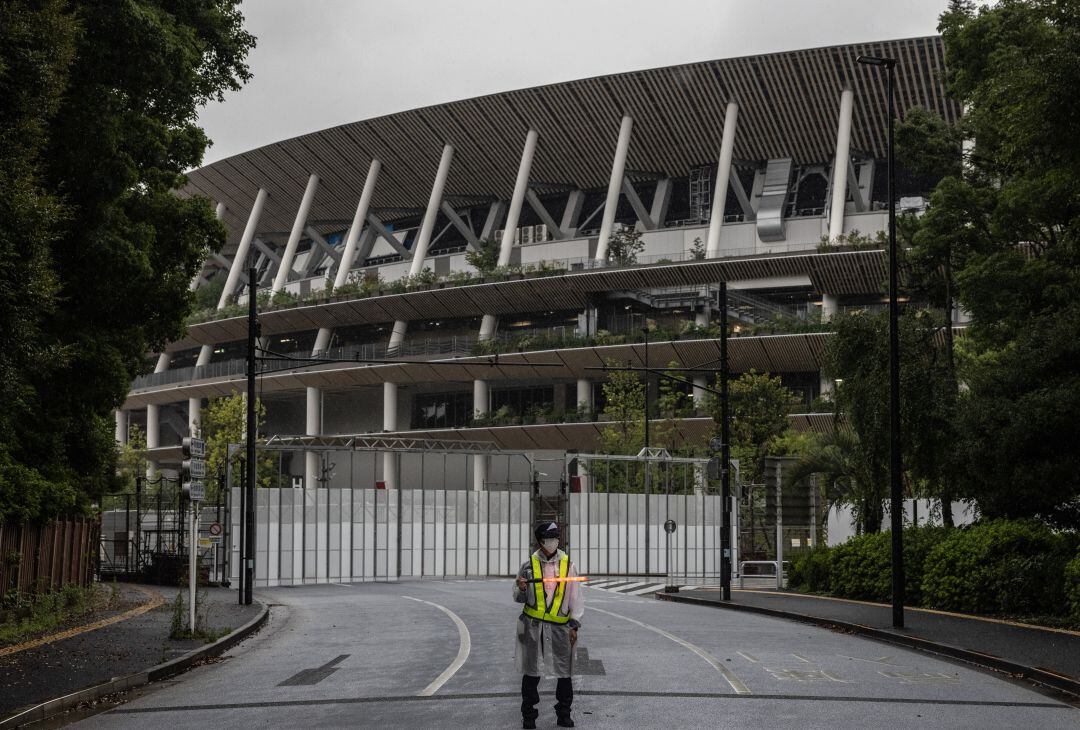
[523,552,570,624]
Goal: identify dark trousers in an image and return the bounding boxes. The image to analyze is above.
[521,674,573,720]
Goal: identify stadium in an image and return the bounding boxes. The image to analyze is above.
[117,35,957,504]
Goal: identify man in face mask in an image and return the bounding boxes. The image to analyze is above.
[513,521,584,728]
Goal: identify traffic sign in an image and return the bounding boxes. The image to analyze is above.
[186,481,205,501]
[664,519,677,534]
[182,458,206,481]
[183,436,206,458]
[208,522,222,536]
[198,537,212,549]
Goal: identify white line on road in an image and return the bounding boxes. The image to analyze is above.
[402,596,472,697]
[590,606,751,694]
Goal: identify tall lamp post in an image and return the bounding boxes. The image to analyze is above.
[856,54,904,629]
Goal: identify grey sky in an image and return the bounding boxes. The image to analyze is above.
[197,0,946,165]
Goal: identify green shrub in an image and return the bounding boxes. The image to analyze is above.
[921,520,1071,616]
[829,531,892,601]
[1064,551,1080,623]
[789,525,947,603]
[789,545,831,593]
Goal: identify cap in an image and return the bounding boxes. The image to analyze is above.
[534,521,560,540]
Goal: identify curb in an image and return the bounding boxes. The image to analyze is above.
[655,592,1080,699]
[0,601,270,729]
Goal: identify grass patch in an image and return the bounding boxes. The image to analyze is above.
[0,582,122,646]
[168,590,231,642]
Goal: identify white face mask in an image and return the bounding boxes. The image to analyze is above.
[541,538,559,554]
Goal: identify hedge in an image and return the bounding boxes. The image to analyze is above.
[790,520,1076,620]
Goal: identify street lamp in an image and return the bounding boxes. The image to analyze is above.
[857,54,904,629]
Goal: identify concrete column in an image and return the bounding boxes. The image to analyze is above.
[218,187,268,308]
[499,130,538,267]
[389,145,454,353]
[471,379,490,491]
[478,129,539,342]
[382,382,398,489]
[271,174,320,295]
[146,404,160,458]
[115,410,127,444]
[828,89,855,242]
[576,379,594,414]
[305,387,322,489]
[706,101,739,258]
[314,158,382,354]
[187,397,201,436]
[821,293,839,321]
[595,116,634,263]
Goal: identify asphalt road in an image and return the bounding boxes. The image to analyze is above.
[78,580,1078,729]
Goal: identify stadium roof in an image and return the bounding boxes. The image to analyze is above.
[183,36,956,246]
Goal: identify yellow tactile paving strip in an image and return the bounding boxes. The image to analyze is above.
[0,584,165,658]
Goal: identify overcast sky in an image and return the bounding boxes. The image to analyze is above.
[197,0,947,165]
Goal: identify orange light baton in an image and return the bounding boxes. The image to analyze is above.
[527,576,588,584]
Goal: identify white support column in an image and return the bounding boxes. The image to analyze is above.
[478,130,538,342]
[305,387,322,489]
[314,158,382,354]
[271,174,319,295]
[595,116,634,262]
[382,382,399,489]
[499,130,538,267]
[576,379,593,414]
[218,188,268,308]
[706,101,739,258]
[471,379,490,491]
[145,403,160,478]
[821,293,839,321]
[187,397,201,436]
[389,145,454,353]
[115,410,127,444]
[828,88,855,242]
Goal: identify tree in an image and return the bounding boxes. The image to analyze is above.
[0,2,254,521]
[902,0,1080,526]
[784,430,886,534]
[597,361,645,457]
[464,237,500,275]
[606,227,644,266]
[706,371,801,486]
[202,393,280,498]
[825,310,962,527]
[116,425,149,493]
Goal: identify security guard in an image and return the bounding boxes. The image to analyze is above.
[513,521,584,728]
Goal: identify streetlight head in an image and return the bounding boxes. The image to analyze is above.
[856,55,896,68]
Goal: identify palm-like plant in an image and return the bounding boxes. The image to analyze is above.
[783,430,886,534]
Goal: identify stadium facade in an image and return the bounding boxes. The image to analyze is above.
[119,36,959,491]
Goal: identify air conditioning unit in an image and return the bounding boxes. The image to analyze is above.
[521,226,534,245]
[534,224,548,242]
[494,230,504,244]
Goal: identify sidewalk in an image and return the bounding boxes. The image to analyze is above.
[657,588,1080,697]
[0,585,261,718]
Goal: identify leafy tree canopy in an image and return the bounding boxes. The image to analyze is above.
[0,0,254,521]
[893,0,1080,525]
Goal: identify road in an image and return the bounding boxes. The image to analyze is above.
[78,579,1077,729]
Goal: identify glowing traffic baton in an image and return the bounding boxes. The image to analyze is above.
[526,576,588,584]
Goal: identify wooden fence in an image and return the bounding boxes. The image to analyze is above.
[0,517,100,596]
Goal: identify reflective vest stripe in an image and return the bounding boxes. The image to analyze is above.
[523,553,571,624]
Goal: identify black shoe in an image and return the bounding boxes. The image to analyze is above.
[522,719,536,729]
[557,718,575,728]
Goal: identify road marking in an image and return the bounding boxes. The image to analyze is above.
[278,654,350,686]
[0,584,164,658]
[791,652,812,663]
[591,606,751,694]
[626,585,664,596]
[402,596,471,697]
[737,651,760,663]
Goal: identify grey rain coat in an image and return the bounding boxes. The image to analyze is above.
[513,548,585,678]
